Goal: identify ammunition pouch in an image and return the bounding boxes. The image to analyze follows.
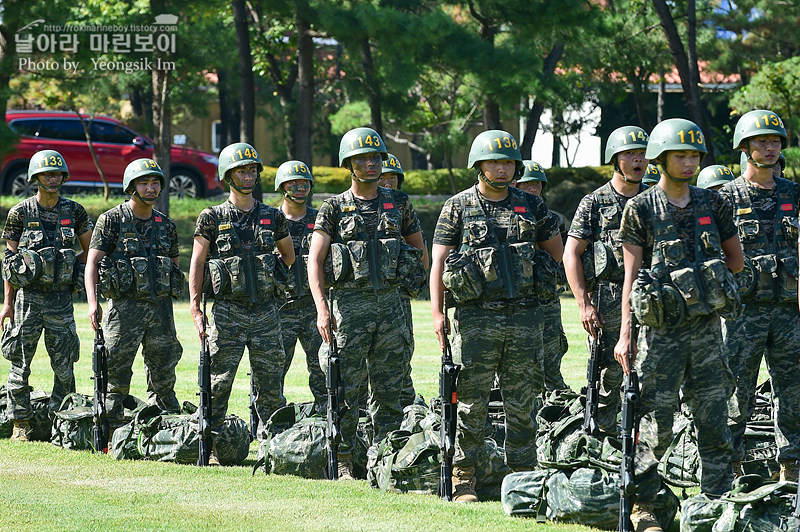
[629,272,685,329]
[99,255,177,300]
[508,242,538,296]
[1,249,43,290]
[734,257,756,298]
[169,262,185,299]
[442,249,484,304]
[593,241,623,282]
[669,267,711,319]
[396,243,427,298]
[776,255,798,303]
[532,248,559,301]
[744,253,797,304]
[253,253,277,299]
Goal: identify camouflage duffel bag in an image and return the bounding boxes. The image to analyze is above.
[112,402,249,466]
[659,407,701,488]
[502,466,679,530]
[368,428,440,494]
[254,411,372,478]
[263,401,318,438]
[0,385,51,441]
[52,393,144,451]
[680,475,796,532]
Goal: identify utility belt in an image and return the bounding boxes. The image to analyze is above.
[326,238,425,295]
[98,255,184,301]
[2,246,81,292]
[280,294,313,312]
[441,242,558,305]
[204,253,284,304]
[630,258,742,329]
[735,253,797,304]
[581,241,624,293]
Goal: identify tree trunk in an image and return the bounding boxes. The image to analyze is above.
[76,114,110,200]
[152,68,171,215]
[651,0,715,164]
[361,38,382,136]
[520,43,564,157]
[630,71,652,132]
[657,73,665,123]
[233,0,255,145]
[294,10,314,166]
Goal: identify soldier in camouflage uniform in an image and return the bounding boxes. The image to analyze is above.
[720,110,800,483]
[377,153,429,407]
[1,150,92,441]
[307,128,426,480]
[189,143,294,464]
[615,120,743,526]
[431,130,562,502]
[85,158,184,432]
[514,160,569,392]
[642,164,660,185]
[274,160,325,412]
[564,126,649,434]
[696,164,734,191]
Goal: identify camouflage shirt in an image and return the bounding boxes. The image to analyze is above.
[3,197,92,246]
[620,187,736,265]
[433,185,560,247]
[569,182,645,242]
[195,200,289,255]
[91,204,179,258]
[718,178,800,244]
[314,187,422,240]
[286,207,319,256]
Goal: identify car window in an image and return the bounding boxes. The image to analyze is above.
[37,119,88,141]
[8,119,43,136]
[91,121,138,144]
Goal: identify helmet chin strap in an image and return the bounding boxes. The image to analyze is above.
[37,175,65,193]
[614,158,643,184]
[228,176,260,194]
[478,171,510,190]
[660,164,692,183]
[133,190,159,205]
[745,151,779,169]
[284,191,308,205]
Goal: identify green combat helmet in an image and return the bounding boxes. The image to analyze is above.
[604,126,649,183]
[218,142,263,193]
[381,153,404,188]
[518,160,547,184]
[733,110,787,169]
[643,164,661,185]
[124,158,165,204]
[646,118,706,182]
[275,160,313,204]
[696,165,734,190]
[28,149,69,192]
[338,127,388,183]
[468,129,523,190]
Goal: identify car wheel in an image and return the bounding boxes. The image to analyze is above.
[5,167,36,198]
[169,168,202,199]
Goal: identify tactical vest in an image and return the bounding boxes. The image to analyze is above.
[11,197,78,291]
[591,182,645,283]
[329,187,405,291]
[98,203,176,301]
[285,208,318,300]
[630,186,740,328]
[442,185,558,305]
[724,176,798,303]
[206,201,279,304]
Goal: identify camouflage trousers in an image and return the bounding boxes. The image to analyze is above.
[452,302,544,470]
[399,294,416,407]
[594,281,624,434]
[209,298,285,436]
[637,314,734,496]
[538,296,568,392]
[317,287,409,454]
[723,301,800,463]
[104,297,182,421]
[2,288,78,419]
[279,296,325,411]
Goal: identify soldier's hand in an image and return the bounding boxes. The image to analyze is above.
[317,305,332,346]
[580,303,604,338]
[88,303,102,331]
[191,307,207,340]
[0,304,13,329]
[433,312,449,351]
[613,336,636,375]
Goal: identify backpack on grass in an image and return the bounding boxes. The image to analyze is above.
[0,385,51,441]
[51,393,145,451]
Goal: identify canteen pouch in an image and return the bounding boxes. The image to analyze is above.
[396,243,427,298]
[37,246,56,285]
[776,255,798,303]
[97,256,118,298]
[669,267,710,318]
[129,256,150,297]
[750,254,777,302]
[377,238,401,282]
[508,242,537,295]
[71,259,85,294]
[55,248,76,286]
[254,253,277,299]
[170,262,185,299]
[115,258,134,295]
[2,250,42,290]
[442,249,483,304]
[154,256,172,298]
[734,256,755,298]
[330,243,351,284]
[533,249,559,301]
[208,258,229,296]
[700,259,742,320]
[475,247,505,299]
[593,241,621,281]
[629,272,663,328]
[580,246,596,293]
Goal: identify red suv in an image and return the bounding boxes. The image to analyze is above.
[2,110,222,198]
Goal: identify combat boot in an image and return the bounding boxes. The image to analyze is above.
[10,420,33,442]
[630,502,662,532]
[208,442,220,467]
[337,453,355,480]
[451,466,479,503]
[779,460,799,483]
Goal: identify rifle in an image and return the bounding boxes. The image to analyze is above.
[91,293,109,454]
[197,294,212,466]
[248,371,258,441]
[619,318,640,532]
[438,295,461,501]
[324,288,348,480]
[792,459,800,529]
[583,292,602,436]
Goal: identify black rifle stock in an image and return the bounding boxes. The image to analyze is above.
[792,460,800,529]
[438,297,461,501]
[583,326,602,437]
[619,318,640,532]
[91,295,109,454]
[248,371,258,441]
[197,294,212,466]
[325,288,348,480]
